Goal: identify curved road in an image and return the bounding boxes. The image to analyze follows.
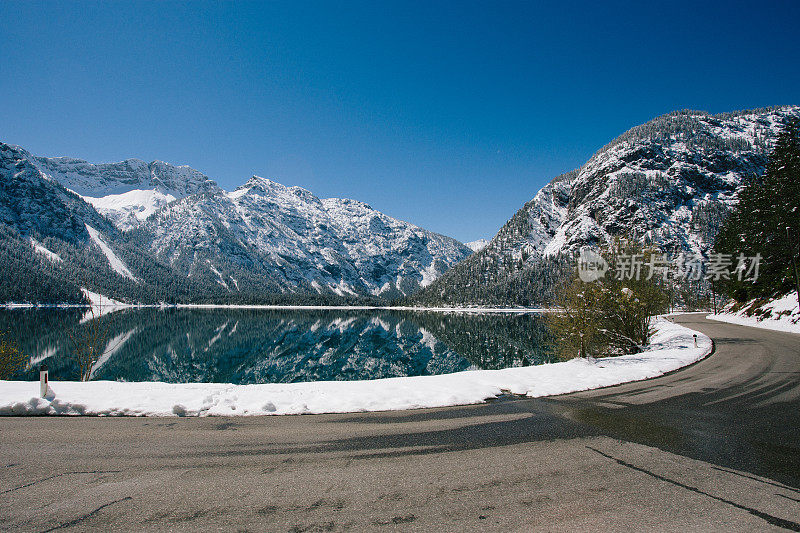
[1,314,799,531]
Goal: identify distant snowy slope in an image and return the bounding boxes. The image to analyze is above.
[32,156,221,230]
[466,239,488,252]
[82,189,177,230]
[33,156,220,198]
[0,143,120,243]
[29,238,62,263]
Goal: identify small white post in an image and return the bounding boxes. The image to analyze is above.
[39,365,49,398]
[693,334,698,348]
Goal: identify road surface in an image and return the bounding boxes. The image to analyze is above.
[1,314,799,531]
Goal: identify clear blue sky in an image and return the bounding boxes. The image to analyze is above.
[1,1,798,243]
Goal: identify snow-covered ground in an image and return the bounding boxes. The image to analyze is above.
[0,317,711,416]
[707,293,800,334]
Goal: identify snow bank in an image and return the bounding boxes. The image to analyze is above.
[0,317,711,417]
[707,293,800,334]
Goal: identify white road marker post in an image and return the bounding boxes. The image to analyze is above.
[693,334,698,348]
[39,365,49,398]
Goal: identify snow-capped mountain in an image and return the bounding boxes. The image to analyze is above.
[1,142,470,302]
[0,142,216,304]
[144,176,471,298]
[411,105,800,306]
[513,106,797,259]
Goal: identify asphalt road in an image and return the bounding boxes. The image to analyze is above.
[1,313,799,532]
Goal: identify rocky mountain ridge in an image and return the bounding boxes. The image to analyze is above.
[143,175,470,298]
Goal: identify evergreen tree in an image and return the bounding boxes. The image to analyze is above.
[713,118,800,302]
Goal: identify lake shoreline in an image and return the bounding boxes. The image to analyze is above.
[0,317,712,417]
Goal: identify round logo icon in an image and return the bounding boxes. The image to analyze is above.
[577,249,608,282]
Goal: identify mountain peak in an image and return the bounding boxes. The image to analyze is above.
[246,174,273,186]
[28,152,218,199]
[230,176,319,204]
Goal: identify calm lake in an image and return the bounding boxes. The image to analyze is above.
[1,308,552,384]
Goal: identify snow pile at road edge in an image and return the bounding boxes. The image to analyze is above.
[0,317,712,417]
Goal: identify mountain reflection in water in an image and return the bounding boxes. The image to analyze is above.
[2,308,552,384]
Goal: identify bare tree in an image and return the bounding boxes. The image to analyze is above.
[67,297,119,381]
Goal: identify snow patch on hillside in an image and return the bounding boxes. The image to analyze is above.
[84,225,139,282]
[0,317,712,416]
[707,293,800,334]
[29,238,62,263]
[82,189,176,230]
[466,239,488,252]
[79,289,129,323]
[81,288,126,307]
[205,260,230,290]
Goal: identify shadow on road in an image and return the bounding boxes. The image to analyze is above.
[299,315,800,488]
